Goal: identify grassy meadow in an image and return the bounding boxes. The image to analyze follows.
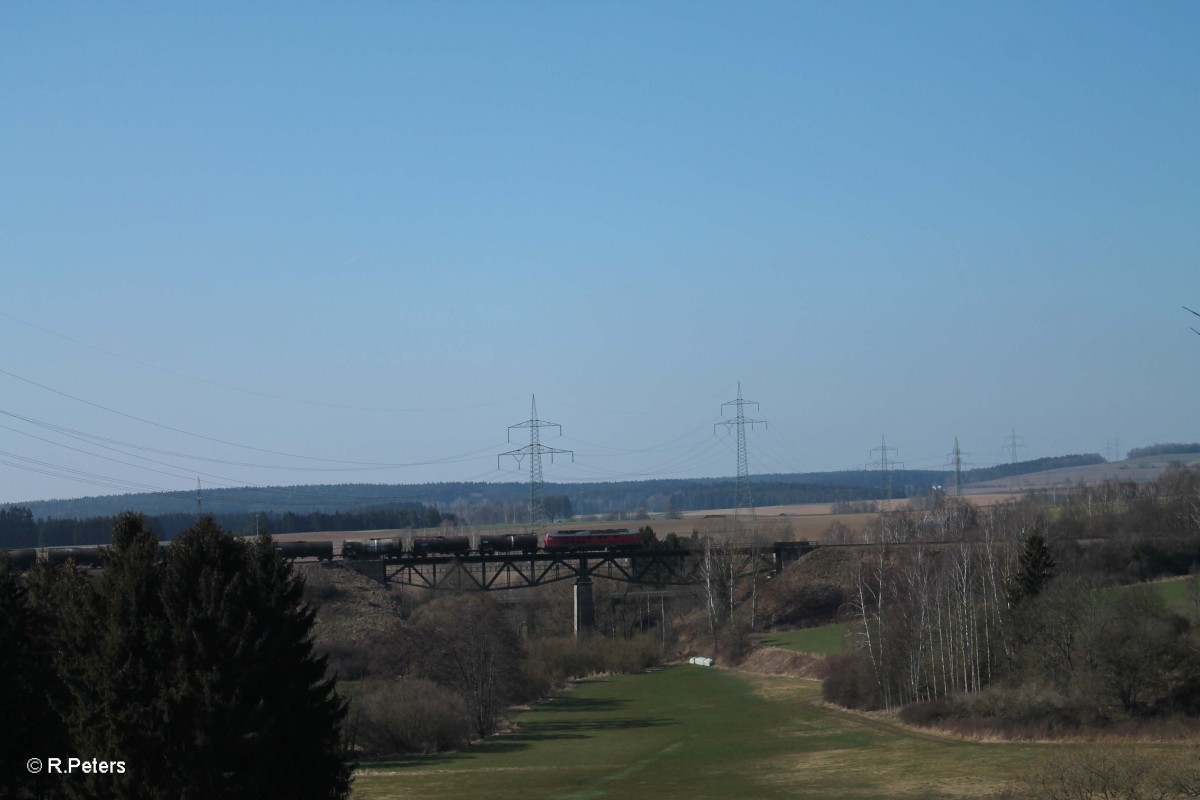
[1106,573,1199,616]
[758,623,854,655]
[350,665,1098,800]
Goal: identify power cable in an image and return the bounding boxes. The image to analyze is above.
[0,367,524,467]
[0,310,521,413]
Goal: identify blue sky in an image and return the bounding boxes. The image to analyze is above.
[0,2,1197,504]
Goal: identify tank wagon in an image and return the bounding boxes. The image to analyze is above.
[479,533,539,555]
[42,545,105,568]
[411,535,471,556]
[341,535,475,559]
[342,537,405,560]
[2,547,39,570]
[272,540,335,561]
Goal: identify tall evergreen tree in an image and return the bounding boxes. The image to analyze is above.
[22,558,91,800]
[1009,530,1056,605]
[55,512,170,800]
[0,505,39,547]
[0,557,66,799]
[158,518,350,800]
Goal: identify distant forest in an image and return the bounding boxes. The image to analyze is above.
[7,472,943,521]
[959,453,1106,484]
[1126,442,1200,460]
[1,455,1119,544]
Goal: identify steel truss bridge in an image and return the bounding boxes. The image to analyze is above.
[342,540,814,635]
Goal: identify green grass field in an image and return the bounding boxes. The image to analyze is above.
[1147,575,1199,614]
[757,623,854,655]
[351,665,1087,800]
[1108,575,1199,615]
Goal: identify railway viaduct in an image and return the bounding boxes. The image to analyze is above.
[342,540,815,635]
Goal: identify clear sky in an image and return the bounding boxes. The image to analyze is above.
[0,1,1197,505]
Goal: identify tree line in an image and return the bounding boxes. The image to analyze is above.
[0,513,351,800]
[958,453,1105,485]
[14,455,1127,524]
[1126,442,1200,460]
[11,473,918,521]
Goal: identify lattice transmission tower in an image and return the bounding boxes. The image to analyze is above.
[500,396,573,532]
[945,437,973,497]
[867,435,903,509]
[1002,428,1026,464]
[715,382,767,519]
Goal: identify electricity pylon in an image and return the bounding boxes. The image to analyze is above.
[1002,429,1026,464]
[715,382,766,519]
[945,437,973,497]
[868,435,903,509]
[500,396,573,532]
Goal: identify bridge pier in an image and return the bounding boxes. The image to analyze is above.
[573,577,594,637]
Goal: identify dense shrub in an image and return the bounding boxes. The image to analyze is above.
[821,652,883,710]
[522,634,662,695]
[356,678,472,755]
[949,684,1095,733]
[897,699,954,727]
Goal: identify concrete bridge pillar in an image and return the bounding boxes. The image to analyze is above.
[573,577,595,637]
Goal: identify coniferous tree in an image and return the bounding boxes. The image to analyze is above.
[158,518,350,800]
[0,557,67,799]
[1009,531,1056,605]
[55,512,170,800]
[22,558,91,800]
[238,532,351,799]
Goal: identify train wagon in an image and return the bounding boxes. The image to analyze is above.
[1,548,39,570]
[543,529,642,551]
[478,533,539,555]
[342,537,404,560]
[411,535,471,556]
[42,545,104,568]
[273,540,334,561]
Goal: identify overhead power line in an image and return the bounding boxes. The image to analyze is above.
[0,309,520,413]
[0,367,507,468]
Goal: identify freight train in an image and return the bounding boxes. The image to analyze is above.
[340,529,641,559]
[0,539,336,570]
[1,545,106,569]
[1,529,646,571]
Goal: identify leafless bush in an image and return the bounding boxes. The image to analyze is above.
[356,677,472,755]
[1001,747,1200,799]
[522,634,662,693]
